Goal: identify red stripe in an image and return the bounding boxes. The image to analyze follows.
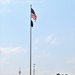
[31,13,37,21]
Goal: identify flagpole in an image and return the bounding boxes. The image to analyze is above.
[30,4,32,75]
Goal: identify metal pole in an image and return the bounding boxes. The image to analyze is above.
[33,64,35,75]
[30,4,32,75]
[19,67,21,75]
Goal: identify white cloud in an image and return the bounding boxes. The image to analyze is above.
[0,47,24,55]
[0,0,32,4]
[33,37,40,50]
[0,58,7,65]
[0,0,25,4]
[0,7,12,14]
[35,50,50,61]
[40,70,50,75]
[34,37,40,45]
[0,0,25,14]
[67,57,75,65]
[42,52,50,58]
[0,0,45,4]
[25,0,31,4]
[0,47,25,65]
[45,34,59,45]
[0,0,12,4]
[12,0,25,4]
[45,35,54,43]
[39,0,45,3]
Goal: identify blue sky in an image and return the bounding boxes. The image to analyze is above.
[0,0,75,75]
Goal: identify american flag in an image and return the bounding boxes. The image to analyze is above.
[31,8,37,21]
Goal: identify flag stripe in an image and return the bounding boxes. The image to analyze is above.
[31,13,37,21]
[31,8,37,21]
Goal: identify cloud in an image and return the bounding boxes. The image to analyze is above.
[12,0,25,4]
[39,0,45,3]
[0,7,12,14]
[0,0,45,5]
[0,47,24,55]
[25,0,31,4]
[34,37,40,45]
[0,0,12,14]
[45,34,59,45]
[0,0,25,14]
[0,0,32,4]
[67,57,75,65]
[0,0,25,4]
[38,53,50,59]
[33,37,40,50]
[35,50,50,61]
[0,58,7,65]
[40,70,50,75]
[0,47,25,65]
[0,0,12,4]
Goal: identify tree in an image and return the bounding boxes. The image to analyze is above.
[56,73,60,75]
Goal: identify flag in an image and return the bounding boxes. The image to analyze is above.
[31,8,37,21]
[31,20,33,27]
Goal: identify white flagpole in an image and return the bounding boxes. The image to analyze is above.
[30,4,32,75]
